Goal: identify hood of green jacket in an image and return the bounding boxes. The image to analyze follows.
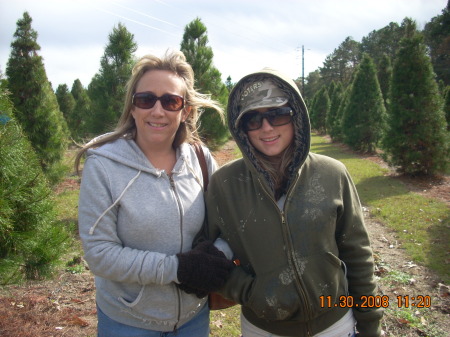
[227,68,311,195]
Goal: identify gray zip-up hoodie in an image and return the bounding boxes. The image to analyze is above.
[78,138,215,331]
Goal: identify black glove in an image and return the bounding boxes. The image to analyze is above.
[177,240,234,293]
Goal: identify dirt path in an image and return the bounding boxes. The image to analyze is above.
[0,140,448,337]
[364,214,449,336]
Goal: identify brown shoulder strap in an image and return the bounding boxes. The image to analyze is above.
[192,143,209,192]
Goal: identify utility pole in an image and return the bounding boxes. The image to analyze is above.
[302,45,305,96]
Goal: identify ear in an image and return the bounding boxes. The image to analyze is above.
[182,106,192,122]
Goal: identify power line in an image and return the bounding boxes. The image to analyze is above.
[93,7,180,37]
[110,2,180,28]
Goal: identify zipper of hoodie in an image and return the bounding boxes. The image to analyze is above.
[169,174,183,333]
[257,177,313,336]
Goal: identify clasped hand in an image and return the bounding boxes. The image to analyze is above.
[177,240,234,298]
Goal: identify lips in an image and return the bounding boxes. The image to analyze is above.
[261,135,279,142]
[147,121,167,128]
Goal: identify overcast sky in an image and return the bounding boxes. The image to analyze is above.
[0,0,446,90]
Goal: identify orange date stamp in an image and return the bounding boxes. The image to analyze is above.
[319,295,431,308]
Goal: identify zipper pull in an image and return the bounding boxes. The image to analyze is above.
[169,175,175,189]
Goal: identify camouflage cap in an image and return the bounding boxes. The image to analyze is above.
[235,79,288,128]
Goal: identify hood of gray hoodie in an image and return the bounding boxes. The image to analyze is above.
[88,137,183,176]
[227,68,311,193]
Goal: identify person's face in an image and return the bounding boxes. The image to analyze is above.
[131,70,190,150]
[245,107,294,159]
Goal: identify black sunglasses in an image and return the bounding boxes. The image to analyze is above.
[132,92,185,111]
[241,106,294,131]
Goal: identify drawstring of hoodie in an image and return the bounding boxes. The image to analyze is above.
[89,170,142,235]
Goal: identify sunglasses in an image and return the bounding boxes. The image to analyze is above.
[132,92,185,111]
[241,106,294,131]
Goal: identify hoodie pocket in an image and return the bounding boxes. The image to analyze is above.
[247,263,301,321]
[112,282,180,324]
[114,282,205,324]
[296,251,348,321]
[118,285,146,307]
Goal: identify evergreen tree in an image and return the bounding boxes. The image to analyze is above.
[325,81,337,132]
[320,37,361,85]
[342,54,386,153]
[303,70,322,103]
[310,86,329,134]
[327,81,344,140]
[225,76,234,92]
[71,79,91,139]
[444,86,450,130]
[6,12,68,183]
[55,84,76,136]
[180,18,228,146]
[334,86,351,141]
[0,68,7,91]
[307,92,318,128]
[88,23,137,135]
[382,28,449,175]
[327,81,337,101]
[423,2,450,86]
[377,53,392,107]
[360,22,404,67]
[0,89,70,283]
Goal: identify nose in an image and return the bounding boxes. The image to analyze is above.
[149,100,165,117]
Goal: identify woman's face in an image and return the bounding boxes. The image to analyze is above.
[246,107,294,159]
[131,70,189,151]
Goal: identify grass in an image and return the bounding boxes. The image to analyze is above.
[310,134,450,283]
[53,187,79,222]
[210,306,241,336]
[54,146,80,221]
[382,270,413,286]
[385,306,443,337]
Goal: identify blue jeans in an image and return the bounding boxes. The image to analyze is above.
[97,303,210,337]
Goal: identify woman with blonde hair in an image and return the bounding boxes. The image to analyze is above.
[76,50,233,337]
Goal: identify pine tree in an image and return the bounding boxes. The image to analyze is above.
[303,70,322,103]
[71,79,91,140]
[225,76,234,92]
[360,22,404,68]
[0,89,70,283]
[342,54,386,153]
[310,86,329,134]
[180,18,228,146]
[320,37,361,85]
[334,86,351,141]
[377,53,392,107]
[55,84,76,136]
[5,12,68,182]
[382,28,449,175]
[326,81,344,140]
[444,86,450,130]
[423,2,450,86]
[88,23,137,135]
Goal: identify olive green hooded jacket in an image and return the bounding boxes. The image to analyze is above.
[204,68,382,336]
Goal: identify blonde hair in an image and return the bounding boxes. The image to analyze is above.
[253,142,295,200]
[75,50,224,174]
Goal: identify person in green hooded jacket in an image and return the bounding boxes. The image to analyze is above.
[201,68,383,336]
